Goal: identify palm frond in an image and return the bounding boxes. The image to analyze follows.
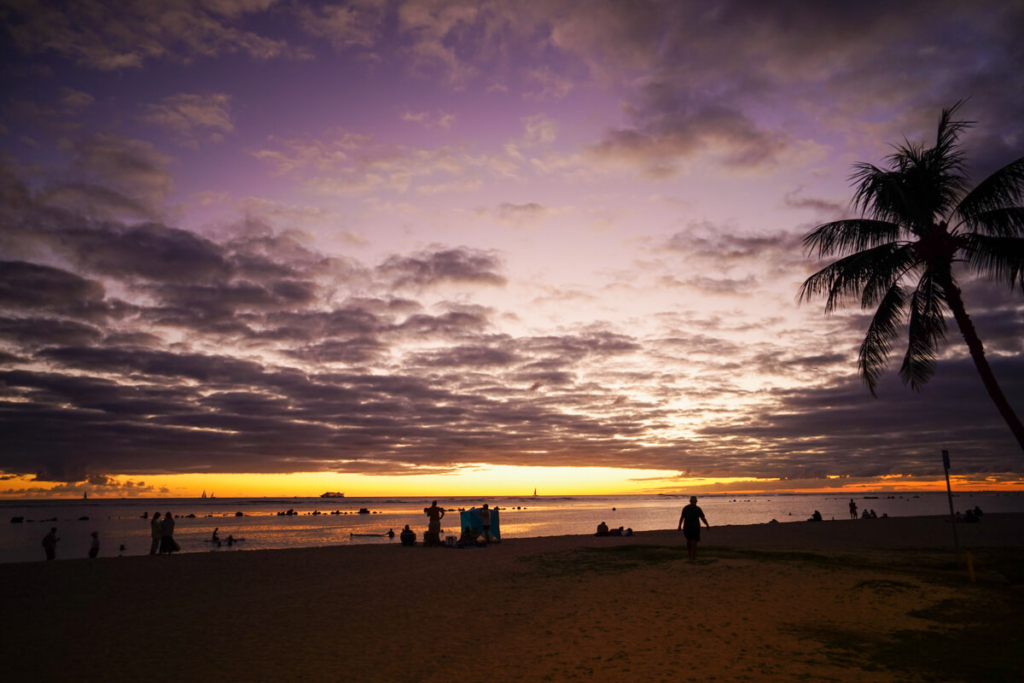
[956,206,1024,239]
[853,105,973,231]
[801,218,902,258]
[960,233,1024,292]
[849,163,917,226]
[933,100,972,169]
[955,157,1024,228]
[899,270,949,390]
[802,241,917,313]
[858,283,908,396]
[860,245,919,309]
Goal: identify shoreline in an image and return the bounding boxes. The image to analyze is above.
[4,514,1022,681]
[3,511,1021,566]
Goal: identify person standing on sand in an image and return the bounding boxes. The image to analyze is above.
[89,531,100,559]
[677,496,709,562]
[849,499,858,519]
[42,527,59,561]
[424,501,445,546]
[159,512,176,554]
[479,503,492,544]
[150,512,162,555]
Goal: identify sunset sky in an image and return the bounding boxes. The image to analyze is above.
[1,1,1023,498]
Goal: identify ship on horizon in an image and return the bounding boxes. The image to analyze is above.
[320,492,345,498]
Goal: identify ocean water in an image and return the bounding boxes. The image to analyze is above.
[2,491,1021,564]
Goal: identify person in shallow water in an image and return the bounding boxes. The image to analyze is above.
[159,512,177,554]
[424,501,445,546]
[677,496,710,562]
[42,527,59,561]
[150,512,162,555]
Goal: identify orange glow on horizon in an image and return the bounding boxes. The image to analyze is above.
[1,467,1021,499]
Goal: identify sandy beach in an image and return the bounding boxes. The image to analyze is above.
[3,514,1022,682]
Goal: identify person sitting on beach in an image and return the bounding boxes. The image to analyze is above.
[595,521,609,536]
[964,509,978,523]
[809,510,823,522]
[869,509,878,519]
[861,509,871,519]
[973,506,984,517]
[479,504,492,544]
[458,526,481,547]
[610,526,623,536]
[399,525,416,547]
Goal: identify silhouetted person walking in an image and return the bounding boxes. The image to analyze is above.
[150,511,162,555]
[42,527,59,561]
[849,499,858,519]
[677,496,709,562]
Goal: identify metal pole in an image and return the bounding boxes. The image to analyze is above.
[942,449,960,556]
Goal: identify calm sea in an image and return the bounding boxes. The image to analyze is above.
[2,491,1022,564]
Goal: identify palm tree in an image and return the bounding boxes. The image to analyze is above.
[799,102,1024,451]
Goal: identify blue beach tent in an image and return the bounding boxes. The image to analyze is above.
[459,507,501,542]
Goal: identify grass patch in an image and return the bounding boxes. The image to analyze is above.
[520,544,690,577]
[795,586,1024,682]
[851,578,919,596]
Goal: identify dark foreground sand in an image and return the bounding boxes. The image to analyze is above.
[3,514,1022,682]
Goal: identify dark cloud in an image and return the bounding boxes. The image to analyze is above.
[36,183,161,221]
[695,357,1024,479]
[594,99,790,175]
[571,0,1024,174]
[411,344,518,368]
[664,228,803,261]
[0,260,105,311]
[377,248,507,288]
[495,202,550,224]
[782,187,845,217]
[0,316,103,347]
[69,223,231,283]
[0,0,302,70]
[67,134,174,209]
[285,337,389,364]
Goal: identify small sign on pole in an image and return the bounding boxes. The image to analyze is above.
[942,449,960,556]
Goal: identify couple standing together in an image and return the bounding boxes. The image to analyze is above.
[150,511,179,555]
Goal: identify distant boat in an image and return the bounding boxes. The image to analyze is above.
[201,490,207,499]
[533,488,537,497]
[320,492,345,498]
[83,491,87,500]
[210,492,215,499]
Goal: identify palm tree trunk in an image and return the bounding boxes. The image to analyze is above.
[940,275,1024,452]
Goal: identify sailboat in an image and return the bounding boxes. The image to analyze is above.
[201,490,207,499]
[533,488,537,497]
[83,491,87,500]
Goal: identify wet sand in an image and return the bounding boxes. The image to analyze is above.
[3,514,1022,682]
